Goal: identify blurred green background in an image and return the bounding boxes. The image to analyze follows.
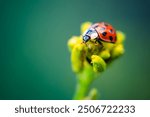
[0,0,150,99]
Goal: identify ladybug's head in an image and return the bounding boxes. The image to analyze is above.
[83,35,90,43]
[82,28,98,43]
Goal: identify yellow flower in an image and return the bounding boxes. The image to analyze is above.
[68,22,126,100]
[80,22,92,34]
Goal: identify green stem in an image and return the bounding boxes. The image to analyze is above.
[73,61,97,100]
[73,77,90,100]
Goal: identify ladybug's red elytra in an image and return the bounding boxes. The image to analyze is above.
[82,22,117,44]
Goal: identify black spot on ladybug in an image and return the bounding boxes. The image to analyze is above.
[102,32,107,36]
[109,36,113,41]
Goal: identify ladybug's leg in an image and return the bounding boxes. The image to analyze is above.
[95,38,104,48]
[94,40,98,44]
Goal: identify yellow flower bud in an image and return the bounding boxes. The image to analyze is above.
[68,36,82,51]
[80,22,92,34]
[111,44,125,58]
[100,49,110,60]
[91,55,106,72]
[71,44,86,73]
[102,42,114,51]
[116,31,125,44]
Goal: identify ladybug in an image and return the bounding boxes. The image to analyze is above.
[82,22,117,44]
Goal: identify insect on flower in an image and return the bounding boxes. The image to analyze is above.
[82,22,117,45]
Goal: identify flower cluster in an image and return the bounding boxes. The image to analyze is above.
[68,22,125,100]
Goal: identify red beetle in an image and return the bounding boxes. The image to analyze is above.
[82,22,117,44]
